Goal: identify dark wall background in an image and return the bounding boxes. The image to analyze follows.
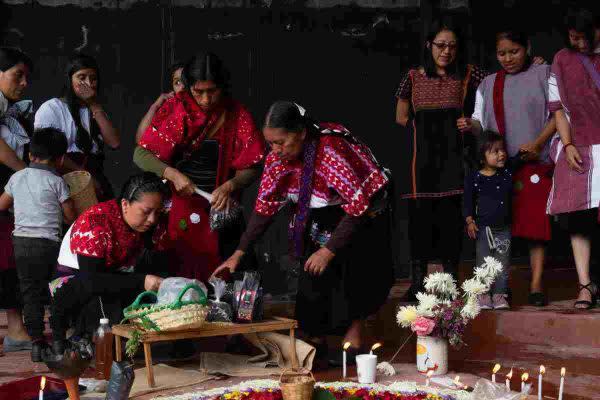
[1,0,597,293]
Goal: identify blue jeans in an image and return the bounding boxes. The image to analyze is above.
[475,225,511,294]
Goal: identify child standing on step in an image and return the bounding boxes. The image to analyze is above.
[0,128,76,361]
[463,131,513,310]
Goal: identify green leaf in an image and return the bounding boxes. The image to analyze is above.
[313,388,336,400]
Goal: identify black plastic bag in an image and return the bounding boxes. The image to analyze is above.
[105,361,135,400]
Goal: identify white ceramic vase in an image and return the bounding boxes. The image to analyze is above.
[416,335,448,375]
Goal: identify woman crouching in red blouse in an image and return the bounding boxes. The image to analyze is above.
[47,173,170,356]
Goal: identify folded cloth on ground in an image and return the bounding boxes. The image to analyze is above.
[199,332,315,377]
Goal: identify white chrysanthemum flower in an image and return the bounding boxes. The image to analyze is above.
[461,278,488,297]
[396,305,418,327]
[474,266,496,287]
[461,297,481,320]
[416,292,440,317]
[377,361,396,376]
[483,256,503,276]
[424,272,458,298]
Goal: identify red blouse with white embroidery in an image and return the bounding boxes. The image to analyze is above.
[69,200,168,270]
[255,125,388,217]
[138,91,265,185]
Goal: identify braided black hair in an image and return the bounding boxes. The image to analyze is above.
[119,173,170,204]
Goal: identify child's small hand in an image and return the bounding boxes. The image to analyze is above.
[467,221,478,239]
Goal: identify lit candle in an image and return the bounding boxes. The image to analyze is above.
[39,376,46,400]
[342,342,351,379]
[370,342,382,355]
[521,372,529,392]
[558,367,565,400]
[505,368,513,391]
[426,370,433,387]
[538,365,545,400]
[454,375,461,389]
[492,363,501,383]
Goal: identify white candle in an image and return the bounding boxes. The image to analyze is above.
[492,363,501,383]
[538,365,545,400]
[521,373,529,392]
[426,370,433,387]
[370,342,382,355]
[505,369,513,391]
[558,367,565,400]
[342,342,351,379]
[39,376,46,400]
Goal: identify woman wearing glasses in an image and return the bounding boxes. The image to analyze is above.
[395,22,489,299]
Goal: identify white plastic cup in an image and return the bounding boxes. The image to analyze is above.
[356,354,377,384]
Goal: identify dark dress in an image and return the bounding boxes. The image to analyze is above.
[296,205,393,336]
[396,66,488,265]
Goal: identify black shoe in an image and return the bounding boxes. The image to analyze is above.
[574,282,598,310]
[31,340,47,362]
[528,292,546,307]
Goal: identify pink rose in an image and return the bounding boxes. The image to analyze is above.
[411,317,435,336]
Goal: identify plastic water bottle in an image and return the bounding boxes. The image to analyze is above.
[94,318,114,380]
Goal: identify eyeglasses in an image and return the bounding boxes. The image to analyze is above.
[431,42,458,51]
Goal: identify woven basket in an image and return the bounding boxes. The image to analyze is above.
[280,369,315,400]
[63,171,98,215]
[123,284,209,332]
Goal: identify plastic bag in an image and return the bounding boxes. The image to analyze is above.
[209,200,243,231]
[206,277,233,322]
[156,277,208,305]
[105,361,135,400]
[471,378,531,400]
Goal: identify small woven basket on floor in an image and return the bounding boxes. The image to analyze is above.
[63,171,98,215]
[123,284,209,331]
[279,369,315,400]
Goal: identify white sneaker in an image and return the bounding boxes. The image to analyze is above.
[477,293,493,310]
[492,294,510,310]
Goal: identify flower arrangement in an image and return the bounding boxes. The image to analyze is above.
[162,380,469,400]
[396,256,503,348]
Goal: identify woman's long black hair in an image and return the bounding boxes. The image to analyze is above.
[422,20,466,80]
[62,53,102,155]
[181,52,230,94]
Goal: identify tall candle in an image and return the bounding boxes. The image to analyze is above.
[342,342,351,379]
[505,369,513,391]
[370,342,382,355]
[492,363,501,383]
[558,367,565,400]
[538,365,545,400]
[521,373,529,392]
[426,370,433,387]
[39,376,46,400]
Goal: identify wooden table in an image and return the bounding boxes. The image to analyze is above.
[112,317,299,387]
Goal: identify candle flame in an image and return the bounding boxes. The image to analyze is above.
[507,369,513,379]
[371,342,382,352]
[343,341,352,350]
[493,363,501,374]
[561,367,566,377]
[540,365,546,375]
[40,376,46,390]
[454,375,461,384]
[426,370,434,378]
[521,373,529,382]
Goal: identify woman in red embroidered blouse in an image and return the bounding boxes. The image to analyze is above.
[49,173,169,353]
[134,52,265,282]
[212,101,394,365]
